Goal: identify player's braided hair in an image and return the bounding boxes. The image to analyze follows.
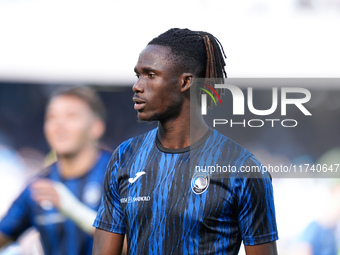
[148,28,227,107]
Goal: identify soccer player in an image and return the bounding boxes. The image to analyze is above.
[93,28,279,255]
[0,87,111,255]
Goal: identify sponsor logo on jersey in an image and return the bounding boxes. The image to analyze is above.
[120,196,150,203]
[191,171,210,194]
[128,171,146,184]
[35,213,66,225]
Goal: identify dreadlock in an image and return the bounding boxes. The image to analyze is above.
[148,28,227,108]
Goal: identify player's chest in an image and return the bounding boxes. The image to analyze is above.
[117,154,237,223]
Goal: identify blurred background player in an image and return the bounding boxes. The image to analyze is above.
[0,87,111,255]
[291,148,340,255]
[291,181,340,255]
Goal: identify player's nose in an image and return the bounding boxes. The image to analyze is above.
[132,78,144,93]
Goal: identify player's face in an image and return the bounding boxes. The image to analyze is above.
[133,45,183,122]
[44,95,99,157]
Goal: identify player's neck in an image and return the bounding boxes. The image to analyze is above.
[157,104,209,149]
[57,145,100,179]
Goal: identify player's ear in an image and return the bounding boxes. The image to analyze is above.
[90,118,106,141]
[180,73,193,93]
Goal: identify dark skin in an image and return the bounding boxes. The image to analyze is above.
[131,44,209,148]
[93,229,124,255]
[93,45,278,255]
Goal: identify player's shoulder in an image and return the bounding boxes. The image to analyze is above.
[209,129,244,147]
[208,129,270,180]
[115,128,157,153]
[107,128,157,165]
[209,129,255,160]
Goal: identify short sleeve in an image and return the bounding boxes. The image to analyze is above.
[236,156,279,245]
[0,188,32,239]
[93,149,126,234]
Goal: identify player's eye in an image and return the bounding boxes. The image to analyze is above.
[148,73,155,78]
[135,73,140,79]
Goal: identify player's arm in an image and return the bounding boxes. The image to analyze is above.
[30,179,96,235]
[93,150,127,254]
[237,157,279,254]
[0,188,32,248]
[92,228,124,255]
[244,241,278,255]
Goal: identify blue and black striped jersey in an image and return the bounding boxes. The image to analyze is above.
[94,129,278,254]
[0,150,111,255]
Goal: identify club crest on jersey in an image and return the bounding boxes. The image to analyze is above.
[191,171,210,194]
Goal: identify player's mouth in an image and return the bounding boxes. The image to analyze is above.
[133,97,146,111]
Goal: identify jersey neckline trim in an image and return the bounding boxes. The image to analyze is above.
[155,128,213,154]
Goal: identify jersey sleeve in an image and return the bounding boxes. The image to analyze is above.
[93,148,126,234]
[236,156,279,245]
[0,187,32,239]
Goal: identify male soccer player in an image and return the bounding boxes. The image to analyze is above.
[0,87,111,255]
[93,28,279,255]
